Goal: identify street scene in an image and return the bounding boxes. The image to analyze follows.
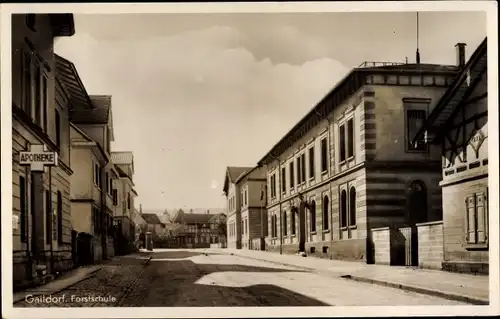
[4,4,495,316]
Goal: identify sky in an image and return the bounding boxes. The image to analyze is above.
[53,11,486,211]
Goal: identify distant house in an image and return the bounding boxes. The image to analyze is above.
[141,213,165,236]
[170,209,216,248]
[209,213,228,248]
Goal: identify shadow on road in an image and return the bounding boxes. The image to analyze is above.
[120,253,329,307]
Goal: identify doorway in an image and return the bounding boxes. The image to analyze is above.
[298,202,306,252]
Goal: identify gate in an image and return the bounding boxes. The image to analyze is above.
[76,233,93,265]
[397,226,419,267]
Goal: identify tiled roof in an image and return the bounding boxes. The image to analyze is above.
[141,213,162,225]
[227,166,253,183]
[70,95,111,124]
[235,166,266,183]
[111,152,134,165]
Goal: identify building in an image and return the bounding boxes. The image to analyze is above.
[233,166,267,250]
[208,212,228,248]
[141,213,165,237]
[12,14,76,289]
[170,209,216,248]
[413,38,489,274]
[111,151,138,255]
[258,51,464,264]
[69,92,116,262]
[222,166,254,249]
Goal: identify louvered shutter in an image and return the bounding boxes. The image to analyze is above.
[466,195,476,244]
[476,192,487,243]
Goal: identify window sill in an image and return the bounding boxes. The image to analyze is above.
[463,243,488,251]
[323,229,330,233]
[310,231,317,235]
[321,170,328,176]
[291,234,296,238]
[349,225,357,230]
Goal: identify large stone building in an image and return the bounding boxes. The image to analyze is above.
[233,166,268,250]
[12,14,77,289]
[258,52,465,264]
[413,38,489,274]
[222,166,253,249]
[69,91,116,262]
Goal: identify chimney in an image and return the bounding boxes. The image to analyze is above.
[455,43,467,67]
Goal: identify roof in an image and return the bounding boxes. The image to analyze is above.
[209,213,227,223]
[257,63,459,165]
[222,166,253,194]
[235,165,266,184]
[55,54,94,111]
[173,212,214,225]
[70,95,111,124]
[141,213,162,225]
[413,37,488,144]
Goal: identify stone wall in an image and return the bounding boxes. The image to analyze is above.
[371,227,391,265]
[416,221,444,270]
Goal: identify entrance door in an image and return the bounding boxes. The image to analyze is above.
[298,202,306,252]
[406,180,427,266]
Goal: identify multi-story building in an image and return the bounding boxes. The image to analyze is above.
[170,209,216,248]
[111,151,138,254]
[222,166,253,249]
[12,14,77,288]
[258,50,465,264]
[233,166,267,250]
[69,92,115,262]
[413,38,489,274]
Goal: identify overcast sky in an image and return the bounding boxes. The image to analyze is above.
[53,11,486,211]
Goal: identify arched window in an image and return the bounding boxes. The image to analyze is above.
[349,187,356,226]
[283,211,287,236]
[340,190,347,228]
[310,200,316,232]
[291,209,296,235]
[323,196,330,230]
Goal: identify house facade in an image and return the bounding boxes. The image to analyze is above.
[259,53,464,264]
[209,213,228,248]
[69,93,115,262]
[413,38,489,274]
[234,166,268,250]
[223,166,253,249]
[12,14,76,288]
[111,151,138,255]
[170,209,216,248]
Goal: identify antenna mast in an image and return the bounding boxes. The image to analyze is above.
[416,12,420,64]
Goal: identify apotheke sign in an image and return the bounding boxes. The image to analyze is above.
[19,144,58,172]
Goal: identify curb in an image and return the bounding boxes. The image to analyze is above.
[217,250,489,306]
[13,266,103,304]
[341,275,489,305]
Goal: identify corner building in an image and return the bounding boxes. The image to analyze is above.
[259,53,465,263]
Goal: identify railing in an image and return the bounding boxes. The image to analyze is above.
[357,61,406,68]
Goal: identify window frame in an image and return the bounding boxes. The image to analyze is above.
[300,153,306,184]
[283,210,287,236]
[309,200,317,233]
[281,166,286,194]
[289,161,295,189]
[320,137,328,174]
[323,195,330,231]
[308,146,315,180]
[339,116,355,164]
[464,190,488,250]
[404,99,430,153]
[291,209,296,235]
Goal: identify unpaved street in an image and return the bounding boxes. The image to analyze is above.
[14,250,466,307]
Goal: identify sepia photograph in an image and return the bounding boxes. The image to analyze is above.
[1,1,498,318]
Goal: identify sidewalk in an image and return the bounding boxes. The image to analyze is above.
[13,265,102,303]
[209,248,489,305]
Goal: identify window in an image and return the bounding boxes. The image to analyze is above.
[296,157,301,184]
[34,64,42,126]
[340,190,347,228]
[281,167,286,193]
[321,138,328,173]
[270,174,276,198]
[112,189,118,205]
[309,147,315,179]
[22,52,32,116]
[245,218,248,235]
[19,176,27,243]
[349,187,357,226]
[57,191,63,243]
[42,76,48,132]
[347,119,354,158]
[339,125,346,162]
[465,191,488,246]
[291,210,296,235]
[289,162,295,189]
[323,196,329,230]
[301,153,306,183]
[127,193,131,209]
[283,211,287,236]
[105,173,109,194]
[45,190,51,243]
[274,215,278,238]
[406,109,427,151]
[310,200,316,232]
[244,190,247,206]
[25,14,36,31]
[94,163,100,187]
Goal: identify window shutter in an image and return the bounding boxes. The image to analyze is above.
[466,195,476,244]
[476,192,487,243]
